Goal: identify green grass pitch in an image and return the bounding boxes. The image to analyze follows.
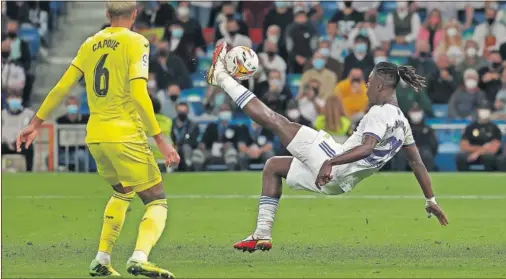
[2,172,506,278]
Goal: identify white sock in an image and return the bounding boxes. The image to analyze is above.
[253,196,279,239]
[95,251,111,265]
[131,250,148,263]
[219,75,256,109]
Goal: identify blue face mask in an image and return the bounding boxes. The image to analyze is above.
[275,1,288,8]
[7,98,22,111]
[359,28,368,36]
[67,104,78,114]
[355,43,367,54]
[374,56,388,64]
[312,58,325,70]
[172,28,183,39]
[218,110,232,121]
[319,48,330,57]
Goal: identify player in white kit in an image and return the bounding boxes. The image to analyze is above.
[206,42,448,252]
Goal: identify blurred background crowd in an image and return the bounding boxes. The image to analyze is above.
[2,1,506,173]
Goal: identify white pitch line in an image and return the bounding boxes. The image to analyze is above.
[2,195,506,200]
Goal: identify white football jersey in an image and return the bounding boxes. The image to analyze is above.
[341,104,415,170]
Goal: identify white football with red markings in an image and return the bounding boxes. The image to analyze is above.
[224,46,259,81]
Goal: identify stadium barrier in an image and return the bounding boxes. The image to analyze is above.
[34,122,506,173]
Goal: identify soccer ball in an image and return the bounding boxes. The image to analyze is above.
[224,46,259,81]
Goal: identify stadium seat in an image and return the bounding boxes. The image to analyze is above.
[180,87,206,102]
[287,74,302,88]
[191,73,207,88]
[189,101,205,116]
[432,104,449,119]
[380,1,397,13]
[19,26,41,59]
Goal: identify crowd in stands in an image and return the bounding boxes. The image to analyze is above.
[1,1,66,171]
[2,1,506,173]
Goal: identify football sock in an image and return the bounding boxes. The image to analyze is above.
[132,199,168,262]
[96,191,135,264]
[253,196,279,239]
[219,75,256,109]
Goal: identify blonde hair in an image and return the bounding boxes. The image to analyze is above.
[107,1,137,18]
[323,95,344,132]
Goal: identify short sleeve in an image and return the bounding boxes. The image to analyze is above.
[491,125,502,141]
[461,125,472,141]
[129,35,150,81]
[71,39,87,73]
[403,127,416,146]
[361,108,387,142]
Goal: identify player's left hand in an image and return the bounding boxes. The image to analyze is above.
[315,160,332,189]
[425,203,449,226]
[157,141,180,167]
[16,124,38,152]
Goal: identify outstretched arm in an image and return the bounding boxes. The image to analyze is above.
[403,144,448,226]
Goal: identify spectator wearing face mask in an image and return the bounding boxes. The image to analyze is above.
[258,41,287,83]
[257,25,289,63]
[330,0,364,38]
[1,92,34,171]
[163,22,197,73]
[158,84,181,120]
[492,69,506,120]
[303,42,342,80]
[237,121,275,170]
[193,104,240,171]
[203,87,236,117]
[257,69,292,115]
[216,18,252,48]
[313,95,351,142]
[392,105,438,171]
[478,51,504,104]
[347,17,380,50]
[149,46,192,91]
[153,0,176,27]
[396,76,434,117]
[417,9,444,53]
[334,68,368,120]
[285,7,319,74]
[324,21,349,63]
[173,2,206,58]
[448,69,488,119]
[297,79,325,124]
[171,102,199,171]
[427,54,458,104]
[299,51,337,99]
[278,100,312,156]
[373,48,388,65]
[386,0,421,45]
[341,35,374,81]
[434,20,465,65]
[472,2,506,57]
[263,2,294,39]
[214,2,249,42]
[456,102,502,172]
[456,40,486,86]
[1,40,26,93]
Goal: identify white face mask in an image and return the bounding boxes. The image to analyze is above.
[287,109,301,120]
[148,80,156,89]
[177,7,189,18]
[446,28,458,37]
[477,109,491,120]
[267,35,279,43]
[466,47,477,57]
[409,111,424,124]
[465,79,477,90]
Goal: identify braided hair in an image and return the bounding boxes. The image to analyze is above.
[373,62,427,92]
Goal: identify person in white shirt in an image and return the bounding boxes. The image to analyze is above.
[258,41,287,84]
[216,18,252,48]
[472,2,506,56]
[206,42,449,252]
[386,0,421,44]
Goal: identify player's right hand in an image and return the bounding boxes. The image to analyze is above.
[426,204,449,226]
[315,160,333,189]
[16,124,38,152]
[156,141,180,167]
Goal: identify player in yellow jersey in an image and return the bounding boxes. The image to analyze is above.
[16,2,179,278]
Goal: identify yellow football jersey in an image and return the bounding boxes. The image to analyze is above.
[71,27,151,143]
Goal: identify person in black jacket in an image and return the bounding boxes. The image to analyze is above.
[262,2,293,39]
[171,102,199,171]
[391,105,439,171]
[149,45,192,90]
[153,1,175,27]
[341,35,374,81]
[192,103,240,171]
[237,122,275,170]
[427,54,458,104]
[478,51,503,105]
[285,6,319,74]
